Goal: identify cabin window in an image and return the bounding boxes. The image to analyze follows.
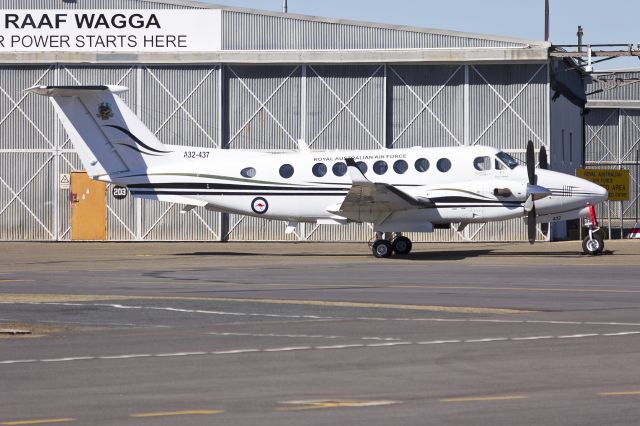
[436,158,451,173]
[240,167,256,178]
[279,164,294,179]
[495,159,505,170]
[312,163,327,177]
[332,162,347,177]
[473,156,491,171]
[356,161,368,174]
[495,151,519,169]
[414,158,429,172]
[373,160,388,175]
[393,159,408,174]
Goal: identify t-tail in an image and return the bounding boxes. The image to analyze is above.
[28,85,172,181]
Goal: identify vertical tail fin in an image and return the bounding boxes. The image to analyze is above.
[29,85,172,179]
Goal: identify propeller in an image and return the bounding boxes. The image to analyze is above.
[539,145,548,170]
[525,141,537,244]
[538,146,549,236]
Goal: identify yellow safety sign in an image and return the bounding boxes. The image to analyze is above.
[576,169,630,201]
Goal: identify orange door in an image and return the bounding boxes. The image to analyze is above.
[70,171,107,240]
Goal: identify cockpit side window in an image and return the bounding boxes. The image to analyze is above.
[495,151,519,170]
[473,156,491,171]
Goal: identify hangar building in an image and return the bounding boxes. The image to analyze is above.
[585,71,640,238]
[0,0,585,242]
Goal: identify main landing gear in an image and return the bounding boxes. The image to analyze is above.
[582,204,604,256]
[370,232,413,258]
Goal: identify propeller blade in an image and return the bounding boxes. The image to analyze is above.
[539,145,548,170]
[526,140,536,185]
[528,206,536,244]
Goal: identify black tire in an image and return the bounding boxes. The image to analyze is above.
[582,233,604,256]
[392,236,413,255]
[372,240,393,258]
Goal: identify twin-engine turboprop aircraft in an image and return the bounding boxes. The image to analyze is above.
[29,85,608,257]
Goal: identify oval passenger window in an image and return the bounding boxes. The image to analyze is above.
[241,167,256,178]
[414,158,429,172]
[312,163,327,177]
[393,159,408,174]
[279,164,294,178]
[373,160,388,175]
[436,158,451,173]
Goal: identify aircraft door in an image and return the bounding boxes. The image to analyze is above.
[70,171,107,240]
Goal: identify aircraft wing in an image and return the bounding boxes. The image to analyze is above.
[330,158,433,223]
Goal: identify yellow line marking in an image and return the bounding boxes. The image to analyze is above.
[396,285,640,294]
[440,395,528,403]
[277,400,399,411]
[142,296,528,314]
[599,391,640,396]
[0,294,529,314]
[0,419,75,425]
[130,410,223,418]
[0,294,137,303]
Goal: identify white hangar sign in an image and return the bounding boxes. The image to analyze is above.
[0,10,221,52]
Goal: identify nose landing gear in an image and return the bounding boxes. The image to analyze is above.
[370,232,413,258]
[582,204,604,256]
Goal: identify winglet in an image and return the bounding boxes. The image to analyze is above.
[345,158,369,184]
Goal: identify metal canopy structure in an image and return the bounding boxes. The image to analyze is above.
[0,0,577,242]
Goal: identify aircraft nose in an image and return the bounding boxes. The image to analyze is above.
[577,177,608,204]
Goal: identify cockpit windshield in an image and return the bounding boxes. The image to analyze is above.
[495,151,519,170]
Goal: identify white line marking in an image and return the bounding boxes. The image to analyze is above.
[511,336,554,341]
[18,302,640,328]
[1,331,639,366]
[211,349,260,355]
[557,333,600,339]
[40,357,95,362]
[98,354,152,359]
[263,346,311,352]
[0,359,37,364]
[602,331,640,336]
[154,352,208,357]
[315,344,365,350]
[365,342,412,347]
[208,332,341,339]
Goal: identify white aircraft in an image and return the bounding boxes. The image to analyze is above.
[29,85,608,257]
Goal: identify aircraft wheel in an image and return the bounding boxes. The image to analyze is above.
[582,234,604,256]
[392,236,412,255]
[372,240,393,258]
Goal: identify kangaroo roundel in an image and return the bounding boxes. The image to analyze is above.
[251,197,269,214]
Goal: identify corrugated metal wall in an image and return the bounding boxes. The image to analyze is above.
[0,64,220,241]
[220,11,528,50]
[585,108,640,234]
[221,63,549,242]
[0,62,550,242]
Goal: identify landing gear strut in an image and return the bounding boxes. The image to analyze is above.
[370,232,413,258]
[582,204,604,256]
